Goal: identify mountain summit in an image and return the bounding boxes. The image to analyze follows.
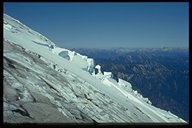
[3,14,186,123]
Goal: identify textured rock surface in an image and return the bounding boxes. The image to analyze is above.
[3,14,186,123]
[3,41,135,123]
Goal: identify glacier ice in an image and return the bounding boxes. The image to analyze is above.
[3,13,186,123]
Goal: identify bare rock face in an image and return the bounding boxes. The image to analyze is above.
[22,102,77,123]
[4,84,19,102]
[3,40,81,123]
[3,14,186,124]
[3,40,132,123]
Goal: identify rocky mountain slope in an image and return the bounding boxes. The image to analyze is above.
[3,14,186,123]
[73,48,189,121]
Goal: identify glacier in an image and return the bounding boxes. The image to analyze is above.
[3,14,186,123]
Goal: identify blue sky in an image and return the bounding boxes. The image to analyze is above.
[4,2,189,49]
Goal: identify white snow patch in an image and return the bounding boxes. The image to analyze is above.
[118,78,132,92]
[103,72,113,79]
[3,13,186,123]
[4,24,12,30]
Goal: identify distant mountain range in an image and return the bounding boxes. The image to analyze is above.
[72,48,189,121]
[4,13,186,123]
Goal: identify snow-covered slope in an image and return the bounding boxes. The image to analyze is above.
[3,14,186,123]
